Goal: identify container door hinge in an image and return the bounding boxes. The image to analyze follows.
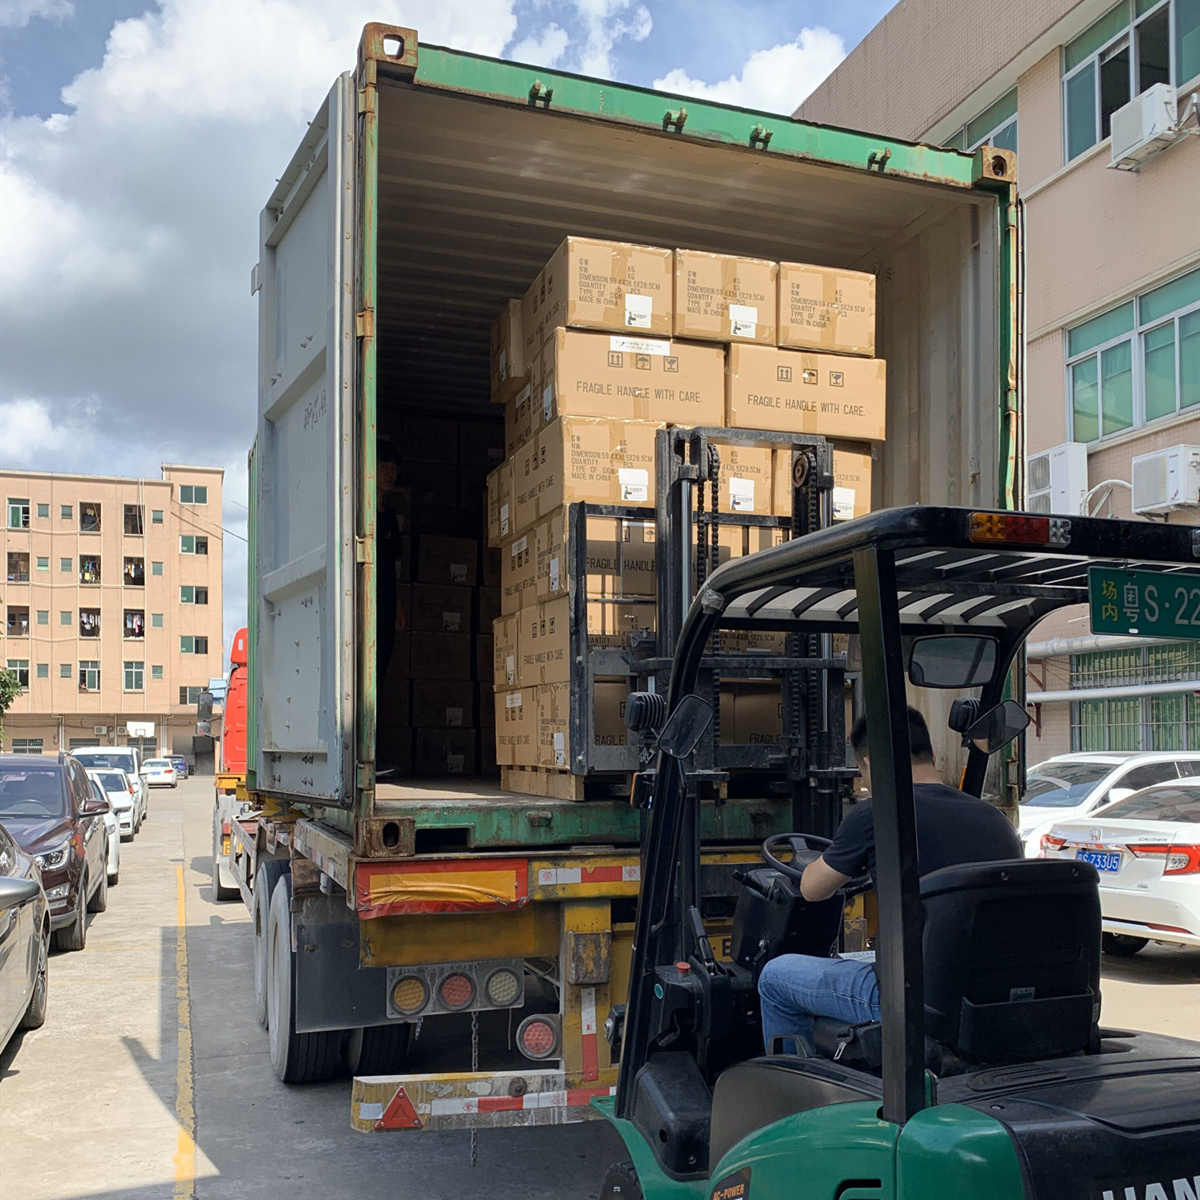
[249,263,262,296]
[355,536,372,564]
[356,309,375,339]
[357,85,377,116]
[357,763,375,792]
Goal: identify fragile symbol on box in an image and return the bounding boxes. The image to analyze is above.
[607,351,623,367]
[665,356,679,373]
[802,369,818,385]
[830,371,845,388]
[635,354,651,371]
[777,365,792,383]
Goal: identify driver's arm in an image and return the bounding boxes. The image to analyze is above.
[800,856,851,902]
[800,804,870,901]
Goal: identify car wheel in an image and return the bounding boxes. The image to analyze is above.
[108,843,119,886]
[212,820,239,902]
[1102,933,1149,957]
[87,858,109,913]
[344,1023,413,1076]
[20,922,49,1030]
[599,1162,644,1200]
[53,880,87,952]
[253,858,290,1029]
[266,872,342,1084]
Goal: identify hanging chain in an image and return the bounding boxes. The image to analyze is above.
[469,1009,480,1167]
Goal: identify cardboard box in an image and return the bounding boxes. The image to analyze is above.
[777,263,876,357]
[773,442,875,521]
[399,418,458,464]
[486,461,513,548]
[518,596,655,687]
[380,726,412,774]
[416,535,478,586]
[726,345,886,442]
[412,680,475,729]
[402,461,459,509]
[482,547,501,588]
[479,682,495,728]
[492,614,519,690]
[496,687,537,766]
[409,632,472,681]
[490,299,528,404]
[410,584,473,634]
[714,441,774,515]
[415,728,477,776]
[535,508,657,603]
[522,271,543,362]
[720,681,783,745]
[536,237,673,343]
[505,381,536,458]
[479,586,501,629]
[538,329,724,429]
[378,674,411,730]
[460,421,505,468]
[674,250,777,345]
[501,530,537,616]
[536,680,629,769]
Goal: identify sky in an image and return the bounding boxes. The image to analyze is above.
[0,0,893,658]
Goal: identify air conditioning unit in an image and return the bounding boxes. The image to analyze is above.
[92,725,108,736]
[1131,444,1200,513]
[1110,83,1178,169]
[1026,442,1088,514]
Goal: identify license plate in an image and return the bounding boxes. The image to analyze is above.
[1077,849,1122,872]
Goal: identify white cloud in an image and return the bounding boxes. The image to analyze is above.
[654,28,846,114]
[0,398,77,462]
[0,0,72,27]
[572,0,652,79]
[511,22,569,68]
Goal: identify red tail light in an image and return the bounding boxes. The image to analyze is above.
[1127,842,1200,875]
[1040,834,1067,853]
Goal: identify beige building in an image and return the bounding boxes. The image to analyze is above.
[800,0,1200,762]
[0,465,224,765]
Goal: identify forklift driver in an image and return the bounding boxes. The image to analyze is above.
[758,706,1022,1054]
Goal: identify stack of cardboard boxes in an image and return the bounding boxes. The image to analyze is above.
[486,237,884,791]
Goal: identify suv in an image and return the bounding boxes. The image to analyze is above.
[70,745,147,820]
[0,754,110,951]
[1021,751,1200,854]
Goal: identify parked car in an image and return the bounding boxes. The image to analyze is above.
[89,777,120,886]
[1040,778,1200,956]
[87,768,141,839]
[141,759,177,789]
[0,820,49,1053]
[0,754,110,952]
[1019,751,1200,854]
[168,755,189,780]
[69,746,148,822]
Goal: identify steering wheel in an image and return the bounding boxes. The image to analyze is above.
[761,832,871,895]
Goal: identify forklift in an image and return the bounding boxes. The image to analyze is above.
[598,505,1200,1199]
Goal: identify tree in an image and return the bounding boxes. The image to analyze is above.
[0,668,22,748]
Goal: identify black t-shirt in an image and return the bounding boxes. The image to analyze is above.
[823,782,1023,885]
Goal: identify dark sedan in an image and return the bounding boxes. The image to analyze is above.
[0,755,110,952]
[0,820,48,1052]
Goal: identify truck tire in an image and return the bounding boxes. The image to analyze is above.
[344,1023,413,1076]
[266,872,342,1084]
[211,816,240,902]
[599,1161,644,1199]
[253,858,289,1029]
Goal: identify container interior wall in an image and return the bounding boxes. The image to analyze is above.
[373,80,1002,785]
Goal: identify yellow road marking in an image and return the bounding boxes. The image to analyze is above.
[173,864,196,1198]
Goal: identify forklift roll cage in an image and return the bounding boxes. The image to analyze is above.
[617,505,1200,1128]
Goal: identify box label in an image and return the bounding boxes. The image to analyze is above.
[553,731,566,767]
[833,486,856,521]
[442,611,462,633]
[505,654,516,685]
[624,293,653,329]
[446,706,464,727]
[498,348,508,382]
[610,335,670,356]
[619,468,649,502]
[500,502,510,535]
[729,303,758,339]
[506,690,523,708]
[729,476,756,512]
[447,753,465,774]
[550,555,560,592]
[543,384,554,424]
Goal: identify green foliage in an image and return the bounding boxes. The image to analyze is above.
[0,668,22,744]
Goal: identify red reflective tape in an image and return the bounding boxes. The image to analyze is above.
[566,1086,614,1106]
[376,1087,422,1130]
[580,865,624,883]
[580,986,599,1081]
[477,1096,525,1113]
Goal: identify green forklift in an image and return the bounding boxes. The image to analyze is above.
[598,505,1200,1199]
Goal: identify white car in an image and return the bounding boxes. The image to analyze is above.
[1019,751,1200,855]
[88,768,141,839]
[142,759,177,788]
[70,746,148,820]
[88,776,121,885]
[1040,778,1200,955]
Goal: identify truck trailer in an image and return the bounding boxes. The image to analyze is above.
[217,22,1020,1136]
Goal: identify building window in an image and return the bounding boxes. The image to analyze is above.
[179,534,208,555]
[35,610,47,626]
[79,501,101,533]
[180,585,210,605]
[124,660,144,691]
[124,609,145,639]
[1068,265,1200,440]
[7,498,29,529]
[79,608,100,638]
[179,484,208,505]
[59,663,71,678]
[151,560,163,576]
[1063,0,1196,162]
[36,502,49,519]
[35,662,48,679]
[180,635,209,655]
[60,504,72,521]
[11,738,43,753]
[179,685,204,705]
[79,555,101,585]
[123,504,144,535]
[7,551,29,582]
[151,664,163,681]
[59,610,71,626]
[944,88,1018,152]
[35,556,48,572]
[124,556,145,587]
[6,659,29,687]
[6,606,29,637]
[78,660,100,692]
[60,556,71,573]
[151,509,164,524]
[151,613,163,628]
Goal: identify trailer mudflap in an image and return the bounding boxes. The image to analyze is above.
[351,1069,616,1132]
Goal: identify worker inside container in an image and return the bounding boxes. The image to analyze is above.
[757,706,1021,1054]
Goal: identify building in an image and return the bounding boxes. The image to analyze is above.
[0,465,224,765]
[798,0,1200,761]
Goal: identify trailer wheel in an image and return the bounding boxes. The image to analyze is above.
[211,813,240,902]
[344,1022,414,1076]
[266,872,343,1084]
[253,858,289,1029]
[599,1161,644,1199]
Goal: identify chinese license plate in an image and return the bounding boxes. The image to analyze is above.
[1077,849,1121,873]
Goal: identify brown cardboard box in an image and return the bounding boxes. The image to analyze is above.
[416,535,479,586]
[714,441,774,515]
[538,329,724,429]
[402,461,459,509]
[536,680,629,769]
[409,632,472,681]
[460,421,505,468]
[773,442,875,521]
[477,634,493,683]
[504,381,536,458]
[410,584,473,634]
[378,673,411,730]
[500,530,536,616]
[492,614,518,690]
[496,687,537,766]
[522,271,543,362]
[486,461,513,548]
[480,730,499,777]
[412,680,475,729]
[519,596,655,686]
[777,263,876,357]
[674,250,777,345]
[482,546,502,588]
[535,508,657,603]
[416,727,477,776]
[479,586,501,629]
[536,237,673,342]
[726,345,886,442]
[721,681,783,745]
[490,299,527,404]
[479,682,495,728]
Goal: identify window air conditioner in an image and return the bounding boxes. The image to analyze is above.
[1131,445,1200,513]
[1026,442,1088,514]
[93,725,108,736]
[1110,83,1178,169]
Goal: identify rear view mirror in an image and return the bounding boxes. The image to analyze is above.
[658,695,713,759]
[908,636,998,689]
[965,699,1030,754]
[0,876,40,911]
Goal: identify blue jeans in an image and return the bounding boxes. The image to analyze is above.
[758,954,881,1054]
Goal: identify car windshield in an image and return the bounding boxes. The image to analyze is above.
[95,771,127,792]
[1021,761,1113,808]
[0,767,64,818]
[74,751,135,772]
[1098,786,1200,823]
[146,760,171,769]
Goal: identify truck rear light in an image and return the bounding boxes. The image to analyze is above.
[438,972,476,1011]
[1040,834,1067,853]
[386,958,525,1018]
[391,976,428,1015]
[516,1014,559,1060]
[484,967,522,1007]
[968,512,1070,547]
